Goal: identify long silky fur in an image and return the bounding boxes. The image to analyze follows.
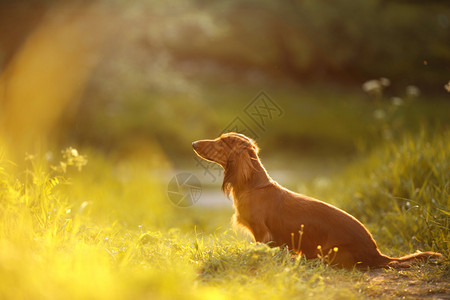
[222,144,259,196]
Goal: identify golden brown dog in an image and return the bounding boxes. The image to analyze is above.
[192,132,443,269]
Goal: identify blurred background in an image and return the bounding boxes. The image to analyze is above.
[0,0,449,200]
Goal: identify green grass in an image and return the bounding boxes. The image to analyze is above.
[301,130,449,259]
[0,130,448,299]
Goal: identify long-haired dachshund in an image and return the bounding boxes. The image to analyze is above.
[192,132,443,269]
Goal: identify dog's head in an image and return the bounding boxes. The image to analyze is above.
[192,132,259,194]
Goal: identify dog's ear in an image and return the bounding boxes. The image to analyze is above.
[222,147,255,195]
[234,148,253,182]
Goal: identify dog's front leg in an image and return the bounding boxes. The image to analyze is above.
[249,222,274,245]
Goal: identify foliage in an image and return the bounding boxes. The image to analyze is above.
[304,130,449,258]
[352,131,449,257]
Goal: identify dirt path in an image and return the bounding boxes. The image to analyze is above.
[362,267,450,299]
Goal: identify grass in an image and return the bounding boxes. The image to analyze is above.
[0,129,449,299]
[301,130,449,259]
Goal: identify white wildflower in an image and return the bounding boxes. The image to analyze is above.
[373,109,386,120]
[406,85,420,97]
[379,77,390,87]
[362,77,390,96]
[362,80,382,94]
[391,97,403,106]
[444,81,450,92]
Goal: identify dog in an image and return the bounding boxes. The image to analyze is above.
[192,132,443,269]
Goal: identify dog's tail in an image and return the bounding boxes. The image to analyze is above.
[385,251,444,268]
